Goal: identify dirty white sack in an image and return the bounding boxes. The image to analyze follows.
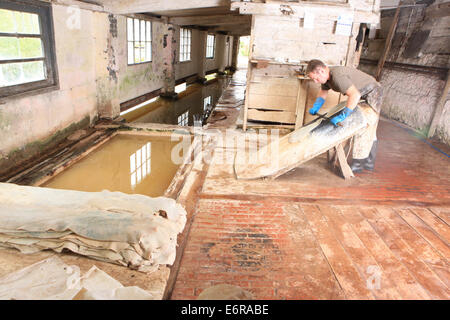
[0,256,154,300]
[0,183,187,272]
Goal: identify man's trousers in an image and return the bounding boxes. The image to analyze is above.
[352,84,383,159]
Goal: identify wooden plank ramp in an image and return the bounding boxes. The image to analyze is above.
[234,103,372,180]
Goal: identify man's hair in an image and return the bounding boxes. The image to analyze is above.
[306,59,327,74]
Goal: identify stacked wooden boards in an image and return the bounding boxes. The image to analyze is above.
[242,61,345,130]
[246,62,300,126]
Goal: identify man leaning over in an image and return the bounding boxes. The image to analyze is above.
[306,59,383,173]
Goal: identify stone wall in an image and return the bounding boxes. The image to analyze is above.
[0,4,102,162]
[117,17,165,104]
[360,0,450,145]
[360,64,447,137]
[175,28,202,81]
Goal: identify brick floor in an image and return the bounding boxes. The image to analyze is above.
[172,199,340,299]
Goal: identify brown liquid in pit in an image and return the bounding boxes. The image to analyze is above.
[43,134,186,197]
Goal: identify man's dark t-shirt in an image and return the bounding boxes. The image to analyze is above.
[321,66,377,94]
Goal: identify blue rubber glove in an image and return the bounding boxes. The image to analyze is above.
[330,107,353,126]
[309,97,325,115]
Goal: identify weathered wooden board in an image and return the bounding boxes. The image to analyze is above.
[235,104,373,180]
[248,94,297,111]
[317,205,403,299]
[358,207,450,299]
[339,206,432,299]
[301,204,375,299]
[251,64,299,78]
[249,80,298,97]
[295,79,308,129]
[247,109,296,124]
[252,15,349,65]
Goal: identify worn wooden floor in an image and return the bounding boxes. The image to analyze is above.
[170,69,450,300]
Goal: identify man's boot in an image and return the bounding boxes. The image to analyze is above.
[350,159,365,173]
[364,141,378,171]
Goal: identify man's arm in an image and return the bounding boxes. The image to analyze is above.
[329,85,361,126]
[344,85,361,111]
[317,89,329,100]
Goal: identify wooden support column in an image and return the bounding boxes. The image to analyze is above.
[345,23,366,68]
[428,71,450,138]
[242,16,256,132]
[355,24,367,66]
[231,35,240,71]
[218,35,227,73]
[161,22,177,98]
[242,66,252,131]
[295,77,308,129]
[198,31,207,82]
[96,14,120,119]
[375,4,401,81]
[226,35,233,69]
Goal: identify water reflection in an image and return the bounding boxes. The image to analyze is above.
[204,96,212,111]
[130,142,151,189]
[43,135,181,198]
[177,111,189,126]
[123,77,229,126]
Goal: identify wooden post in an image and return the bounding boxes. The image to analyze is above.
[354,24,367,67]
[344,22,358,67]
[198,31,207,81]
[231,35,240,71]
[302,81,310,127]
[161,22,177,97]
[428,71,450,138]
[295,77,308,129]
[375,3,401,81]
[243,16,256,132]
[336,143,354,179]
[242,66,251,131]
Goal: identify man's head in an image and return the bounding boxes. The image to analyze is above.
[306,59,329,84]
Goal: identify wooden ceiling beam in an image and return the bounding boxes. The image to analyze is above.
[169,14,250,26]
[111,0,230,15]
[231,1,379,24]
[209,23,251,36]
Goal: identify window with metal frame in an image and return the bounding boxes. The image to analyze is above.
[206,34,215,59]
[179,28,191,62]
[0,0,58,98]
[127,17,151,65]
